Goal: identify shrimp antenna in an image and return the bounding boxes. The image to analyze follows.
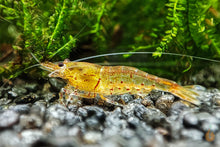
[22,52,43,71]
[30,52,41,64]
[73,51,220,63]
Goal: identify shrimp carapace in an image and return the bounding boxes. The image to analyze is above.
[40,60,201,106]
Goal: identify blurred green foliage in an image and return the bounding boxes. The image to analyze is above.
[0,0,220,80]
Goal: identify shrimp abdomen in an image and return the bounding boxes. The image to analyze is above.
[99,65,200,105]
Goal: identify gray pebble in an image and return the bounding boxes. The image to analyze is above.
[133,104,166,124]
[42,119,61,133]
[127,116,140,129]
[0,98,12,105]
[104,127,122,137]
[42,92,57,103]
[120,128,135,139]
[0,130,22,147]
[84,106,106,122]
[133,122,154,141]
[100,140,122,147]
[12,86,27,96]
[168,101,189,116]
[214,131,220,146]
[76,122,87,134]
[105,107,127,129]
[201,121,219,132]
[67,104,78,113]
[20,129,44,145]
[76,106,105,130]
[141,97,154,107]
[64,111,80,126]
[68,126,81,136]
[133,104,148,120]
[83,131,102,144]
[24,83,38,92]
[77,106,106,131]
[45,104,69,122]
[168,140,211,147]
[99,135,127,147]
[0,110,19,128]
[85,116,101,130]
[183,112,199,127]
[196,112,219,124]
[52,126,69,137]
[195,112,220,133]
[19,114,43,129]
[15,92,40,104]
[122,103,136,117]
[155,94,174,114]
[145,133,166,147]
[168,120,182,140]
[200,92,213,106]
[31,101,46,118]
[33,137,80,147]
[212,109,220,120]
[212,93,220,106]
[77,107,88,118]
[9,104,31,114]
[8,90,18,99]
[126,137,142,147]
[120,94,134,103]
[180,129,203,141]
[149,90,162,101]
[131,97,143,104]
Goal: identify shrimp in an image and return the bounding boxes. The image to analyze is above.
[40,59,201,106]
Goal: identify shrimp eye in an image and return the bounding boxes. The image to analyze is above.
[58,62,64,67]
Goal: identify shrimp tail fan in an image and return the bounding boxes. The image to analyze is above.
[169,85,201,106]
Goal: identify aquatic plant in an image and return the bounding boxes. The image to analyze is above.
[153,0,220,57]
[0,0,219,80]
[0,0,116,79]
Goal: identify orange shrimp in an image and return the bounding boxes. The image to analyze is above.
[41,59,200,106]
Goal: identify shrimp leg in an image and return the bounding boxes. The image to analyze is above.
[59,85,80,106]
[59,84,123,106]
[59,84,98,104]
[99,94,124,107]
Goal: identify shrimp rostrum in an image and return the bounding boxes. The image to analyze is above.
[41,59,200,106]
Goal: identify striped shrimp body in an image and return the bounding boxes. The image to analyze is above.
[41,59,200,106]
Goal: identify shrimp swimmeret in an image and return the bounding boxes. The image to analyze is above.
[40,59,201,106]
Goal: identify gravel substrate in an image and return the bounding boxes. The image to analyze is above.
[0,77,220,147]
